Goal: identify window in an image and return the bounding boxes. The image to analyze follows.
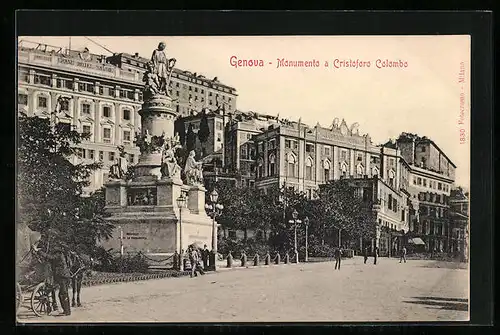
[356,164,364,177]
[82,103,91,114]
[257,158,264,178]
[18,94,28,105]
[82,125,92,136]
[417,177,422,185]
[388,194,393,210]
[287,154,297,177]
[340,162,348,177]
[34,74,51,86]
[38,96,47,108]
[103,106,111,118]
[285,139,291,149]
[18,69,29,82]
[323,160,331,181]
[269,139,276,149]
[305,143,314,153]
[217,133,222,142]
[123,109,131,121]
[372,167,379,177]
[129,154,135,164]
[305,157,313,180]
[108,152,115,162]
[258,142,263,152]
[324,146,331,156]
[123,130,131,145]
[240,145,248,160]
[103,128,111,143]
[59,99,69,112]
[341,150,347,161]
[423,179,427,187]
[269,154,276,176]
[357,153,363,162]
[87,150,94,160]
[421,146,426,152]
[56,122,71,133]
[216,121,223,131]
[98,151,104,161]
[438,182,442,190]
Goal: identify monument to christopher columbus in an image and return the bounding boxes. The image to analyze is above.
[102,42,214,261]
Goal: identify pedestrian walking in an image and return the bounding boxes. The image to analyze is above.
[202,244,209,270]
[374,247,379,265]
[189,246,204,278]
[334,247,343,270]
[363,247,368,264]
[400,246,407,263]
[33,242,72,316]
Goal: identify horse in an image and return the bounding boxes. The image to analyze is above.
[66,251,95,307]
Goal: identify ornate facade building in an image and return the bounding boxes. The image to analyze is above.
[17,41,237,194]
[394,133,456,253]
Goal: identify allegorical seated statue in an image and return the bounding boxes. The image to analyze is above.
[160,136,182,179]
[184,150,204,186]
[108,146,128,180]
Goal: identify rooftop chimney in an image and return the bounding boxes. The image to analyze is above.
[134,52,139,57]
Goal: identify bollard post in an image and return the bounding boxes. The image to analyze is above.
[241,251,247,267]
[227,252,233,268]
[275,253,281,264]
[265,252,270,265]
[254,254,259,266]
[284,253,289,264]
[173,252,179,270]
[183,258,187,271]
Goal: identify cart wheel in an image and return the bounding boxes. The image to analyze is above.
[16,283,22,313]
[31,283,52,317]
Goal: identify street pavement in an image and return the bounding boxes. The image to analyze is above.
[17,256,468,323]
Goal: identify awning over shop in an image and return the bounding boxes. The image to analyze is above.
[408,237,426,246]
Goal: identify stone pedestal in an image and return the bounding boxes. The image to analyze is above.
[187,185,207,214]
[103,91,214,261]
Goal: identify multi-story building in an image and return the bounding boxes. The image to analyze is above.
[449,187,469,260]
[253,118,381,198]
[17,40,237,193]
[395,133,456,253]
[224,111,281,188]
[17,42,143,194]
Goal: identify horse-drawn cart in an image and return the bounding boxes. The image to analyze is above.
[17,248,57,317]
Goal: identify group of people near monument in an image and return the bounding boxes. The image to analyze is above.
[187,244,211,278]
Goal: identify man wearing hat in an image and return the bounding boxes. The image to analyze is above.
[33,241,72,316]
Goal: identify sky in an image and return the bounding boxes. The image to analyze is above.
[19,36,471,188]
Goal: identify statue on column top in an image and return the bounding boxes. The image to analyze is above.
[146,41,176,97]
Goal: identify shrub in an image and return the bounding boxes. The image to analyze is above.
[93,248,149,273]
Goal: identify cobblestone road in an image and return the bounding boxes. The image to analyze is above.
[17,257,468,323]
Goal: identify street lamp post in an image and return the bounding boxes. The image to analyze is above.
[176,193,187,271]
[304,216,309,262]
[289,209,302,263]
[205,189,224,271]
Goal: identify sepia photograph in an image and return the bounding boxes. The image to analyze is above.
[16,34,470,323]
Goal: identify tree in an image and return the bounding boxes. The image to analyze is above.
[197,109,210,156]
[315,179,375,248]
[174,116,186,146]
[17,114,110,254]
[186,123,196,153]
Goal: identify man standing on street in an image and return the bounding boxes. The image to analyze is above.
[400,246,407,263]
[189,246,205,278]
[334,247,342,270]
[202,244,209,270]
[374,246,379,265]
[363,247,368,264]
[33,242,72,316]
